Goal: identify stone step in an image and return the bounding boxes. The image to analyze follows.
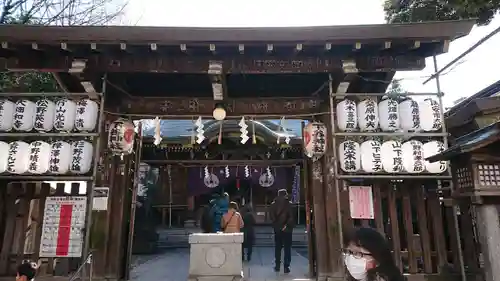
[156,226,309,248]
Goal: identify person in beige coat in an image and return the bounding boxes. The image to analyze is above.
[221,201,244,233]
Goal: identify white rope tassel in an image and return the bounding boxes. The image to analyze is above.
[244,165,250,178]
[282,117,290,144]
[153,116,162,146]
[195,116,205,144]
[204,166,210,179]
[239,116,249,144]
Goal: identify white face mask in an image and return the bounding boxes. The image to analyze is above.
[344,254,368,280]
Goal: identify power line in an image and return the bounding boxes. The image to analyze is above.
[423,23,500,85]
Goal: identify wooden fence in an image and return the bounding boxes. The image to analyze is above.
[0,181,85,277]
[341,180,482,280]
[0,178,485,280]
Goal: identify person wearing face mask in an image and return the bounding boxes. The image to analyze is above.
[342,227,405,281]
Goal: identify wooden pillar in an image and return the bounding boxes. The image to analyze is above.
[0,185,21,275]
[159,166,167,226]
[468,162,500,281]
[321,110,343,278]
[474,204,500,281]
[105,156,131,279]
[310,158,329,281]
[94,114,114,276]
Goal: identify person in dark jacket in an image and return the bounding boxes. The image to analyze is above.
[241,204,256,261]
[270,189,295,274]
[200,203,214,233]
[210,192,229,232]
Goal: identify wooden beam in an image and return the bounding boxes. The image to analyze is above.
[119,96,325,117]
[442,40,450,53]
[208,60,226,101]
[0,52,427,73]
[143,159,302,165]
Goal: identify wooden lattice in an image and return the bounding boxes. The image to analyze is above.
[476,164,500,187]
[455,166,474,190]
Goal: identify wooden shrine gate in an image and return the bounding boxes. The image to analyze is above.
[0,20,481,281]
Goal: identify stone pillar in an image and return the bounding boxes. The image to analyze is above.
[475,205,500,281]
[188,233,244,281]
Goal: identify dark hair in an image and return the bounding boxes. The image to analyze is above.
[278,189,288,197]
[17,262,36,280]
[343,227,404,281]
[229,201,238,210]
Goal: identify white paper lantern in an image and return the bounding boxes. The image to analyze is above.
[357,99,379,132]
[54,99,77,131]
[378,98,400,131]
[419,98,442,131]
[360,140,382,173]
[34,99,55,132]
[381,141,403,173]
[0,141,9,173]
[0,99,15,131]
[423,141,448,173]
[339,141,361,172]
[6,141,30,174]
[303,122,327,160]
[336,99,357,132]
[49,141,72,174]
[28,141,51,174]
[75,99,99,131]
[108,118,136,155]
[399,99,420,131]
[13,99,36,131]
[401,140,425,173]
[70,141,94,174]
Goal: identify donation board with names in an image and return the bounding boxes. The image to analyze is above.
[39,196,87,258]
[349,186,375,220]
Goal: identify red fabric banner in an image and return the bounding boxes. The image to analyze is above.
[56,204,73,256]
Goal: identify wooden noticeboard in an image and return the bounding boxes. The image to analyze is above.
[39,196,87,258]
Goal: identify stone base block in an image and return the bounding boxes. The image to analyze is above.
[188,233,244,280]
[188,272,244,281]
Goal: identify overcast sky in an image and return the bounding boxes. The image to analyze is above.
[124,0,500,107]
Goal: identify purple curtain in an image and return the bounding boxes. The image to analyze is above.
[187,166,290,196]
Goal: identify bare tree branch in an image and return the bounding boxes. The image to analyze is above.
[1,0,127,25]
[0,0,128,93]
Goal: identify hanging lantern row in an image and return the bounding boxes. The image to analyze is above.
[339,140,447,174]
[303,122,327,160]
[337,97,442,132]
[107,118,136,155]
[201,165,276,188]
[201,165,274,179]
[0,140,93,175]
[0,98,99,132]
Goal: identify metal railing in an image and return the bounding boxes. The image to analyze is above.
[69,253,93,281]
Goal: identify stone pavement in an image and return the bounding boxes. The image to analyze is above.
[130,247,312,281]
